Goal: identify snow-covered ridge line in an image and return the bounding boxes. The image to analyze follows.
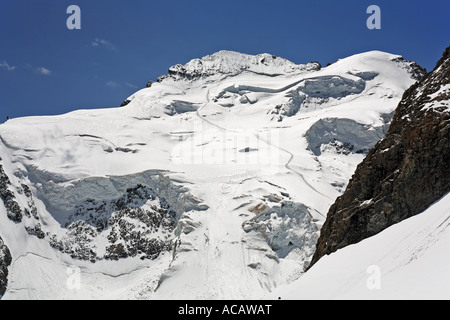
[156,50,321,82]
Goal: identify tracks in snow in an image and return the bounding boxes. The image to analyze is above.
[195,91,332,201]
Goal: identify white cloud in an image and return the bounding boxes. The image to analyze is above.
[106,81,120,88]
[105,81,139,89]
[0,60,16,71]
[106,81,139,89]
[25,64,52,76]
[1,61,51,75]
[35,66,51,76]
[125,82,138,89]
[92,38,117,51]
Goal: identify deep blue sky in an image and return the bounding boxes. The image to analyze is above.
[0,0,449,120]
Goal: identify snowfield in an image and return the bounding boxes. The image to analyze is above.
[0,50,429,299]
[268,192,450,300]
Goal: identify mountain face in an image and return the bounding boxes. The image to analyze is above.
[310,46,450,267]
[0,50,425,299]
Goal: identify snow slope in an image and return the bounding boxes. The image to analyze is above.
[269,192,450,300]
[0,50,424,299]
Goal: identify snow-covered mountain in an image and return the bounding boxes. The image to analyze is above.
[270,45,450,300]
[0,49,426,299]
[311,46,450,267]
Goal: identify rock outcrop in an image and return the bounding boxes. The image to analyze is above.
[0,236,12,297]
[310,46,450,267]
[0,163,22,223]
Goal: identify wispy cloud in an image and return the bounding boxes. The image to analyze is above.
[125,82,138,89]
[26,64,52,76]
[105,81,120,88]
[106,81,139,89]
[35,66,51,76]
[1,61,51,75]
[92,38,117,51]
[0,60,16,71]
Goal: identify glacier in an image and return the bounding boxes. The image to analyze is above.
[0,50,425,299]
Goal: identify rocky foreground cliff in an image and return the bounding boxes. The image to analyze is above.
[310,46,450,267]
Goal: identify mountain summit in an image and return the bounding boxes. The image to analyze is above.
[157,50,322,81]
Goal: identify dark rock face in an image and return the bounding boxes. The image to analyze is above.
[25,223,45,239]
[104,185,176,261]
[21,184,38,220]
[310,46,450,267]
[0,236,12,297]
[391,56,427,81]
[50,220,98,262]
[47,184,177,262]
[120,99,131,107]
[0,163,22,223]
